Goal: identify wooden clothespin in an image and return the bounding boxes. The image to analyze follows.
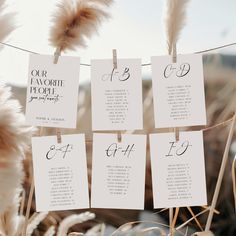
[54,47,62,143]
[172,43,177,63]
[112,49,117,69]
[56,128,62,144]
[117,131,122,143]
[174,127,179,142]
[172,43,179,141]
[54,47,61,64]
[112,49,121,142]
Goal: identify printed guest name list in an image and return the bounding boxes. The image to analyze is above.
[32,134,89,212]
[91,133,146,209]
[151,54,206,128]
[91,59,143,131]
[150,131,207,208]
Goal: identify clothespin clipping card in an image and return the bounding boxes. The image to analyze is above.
[112,48,117,69]
[56,128,62,144]
[54,47,62,144]
[112,49,122,143]
[172,43,179,142]
[172,43,177,63]
[117,131,122,143]
[54,47,61,64]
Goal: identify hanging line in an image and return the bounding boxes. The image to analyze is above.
[0,42,90,67]
[1,41,236,67]
[83,116,235,144]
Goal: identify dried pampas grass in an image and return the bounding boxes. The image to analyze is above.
[164,0,190,54]
[0,85,33,235]
[0,193,23,236]
[49,0,113,52]
[0,0,15,44]
[26,212,48,236]
[0,85,32,213]
[87,0,113,6]
[44,226,55,236]
[57,212,95,236]
[85,224,105,236]
[191,232,214,236]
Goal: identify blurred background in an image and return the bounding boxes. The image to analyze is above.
[1,0,236,235]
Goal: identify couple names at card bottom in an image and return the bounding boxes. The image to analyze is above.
[32,131,207,212]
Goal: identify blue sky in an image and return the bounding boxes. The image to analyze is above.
[0,0,236,85]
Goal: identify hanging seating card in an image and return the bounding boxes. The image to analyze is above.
[26,54,80,128]
[150,131,207,208]
[151,54,206,128]
[91,59,143,130]
[32,134,89,211]
[91,133,146,209]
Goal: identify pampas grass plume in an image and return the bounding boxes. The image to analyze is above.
[26,212,48,236]
[0,85,33,236]
[164,0,190,54]
[0,0,15,44]
[49,0,113,52]
[44,226,56,236]
[57,212,95,236]
[85,224,105,236]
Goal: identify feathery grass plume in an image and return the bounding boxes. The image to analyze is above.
[1,193,24,236]
[49,0,113,52]
[191,232,214,236]
[0,85,33,235]
[87,0,113,5]
[164,0,190,54]
[68,233,84,236]
[137,227,166,236]
[85,224,105,236]
[26,212,48,236]
[57,212,95,236]
[15,216,25,236]
[0,218,6,236]
[44,226,56,236]
[0,0,15,44]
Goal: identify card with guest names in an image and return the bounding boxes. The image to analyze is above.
[25,54,80,128]
[151,54,207,128]
[91,59,143,131]
[149,131,207,208]
[32,134,89,212]
[91,133,147,209]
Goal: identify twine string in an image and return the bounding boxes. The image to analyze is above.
[0,41,236,67]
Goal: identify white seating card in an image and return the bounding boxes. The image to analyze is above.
[91,59,143,131]
[151,54,206,128]
[91,133,146,209]
[32,134,89,212]
[150,131,207,208]
[26,54,80,128]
